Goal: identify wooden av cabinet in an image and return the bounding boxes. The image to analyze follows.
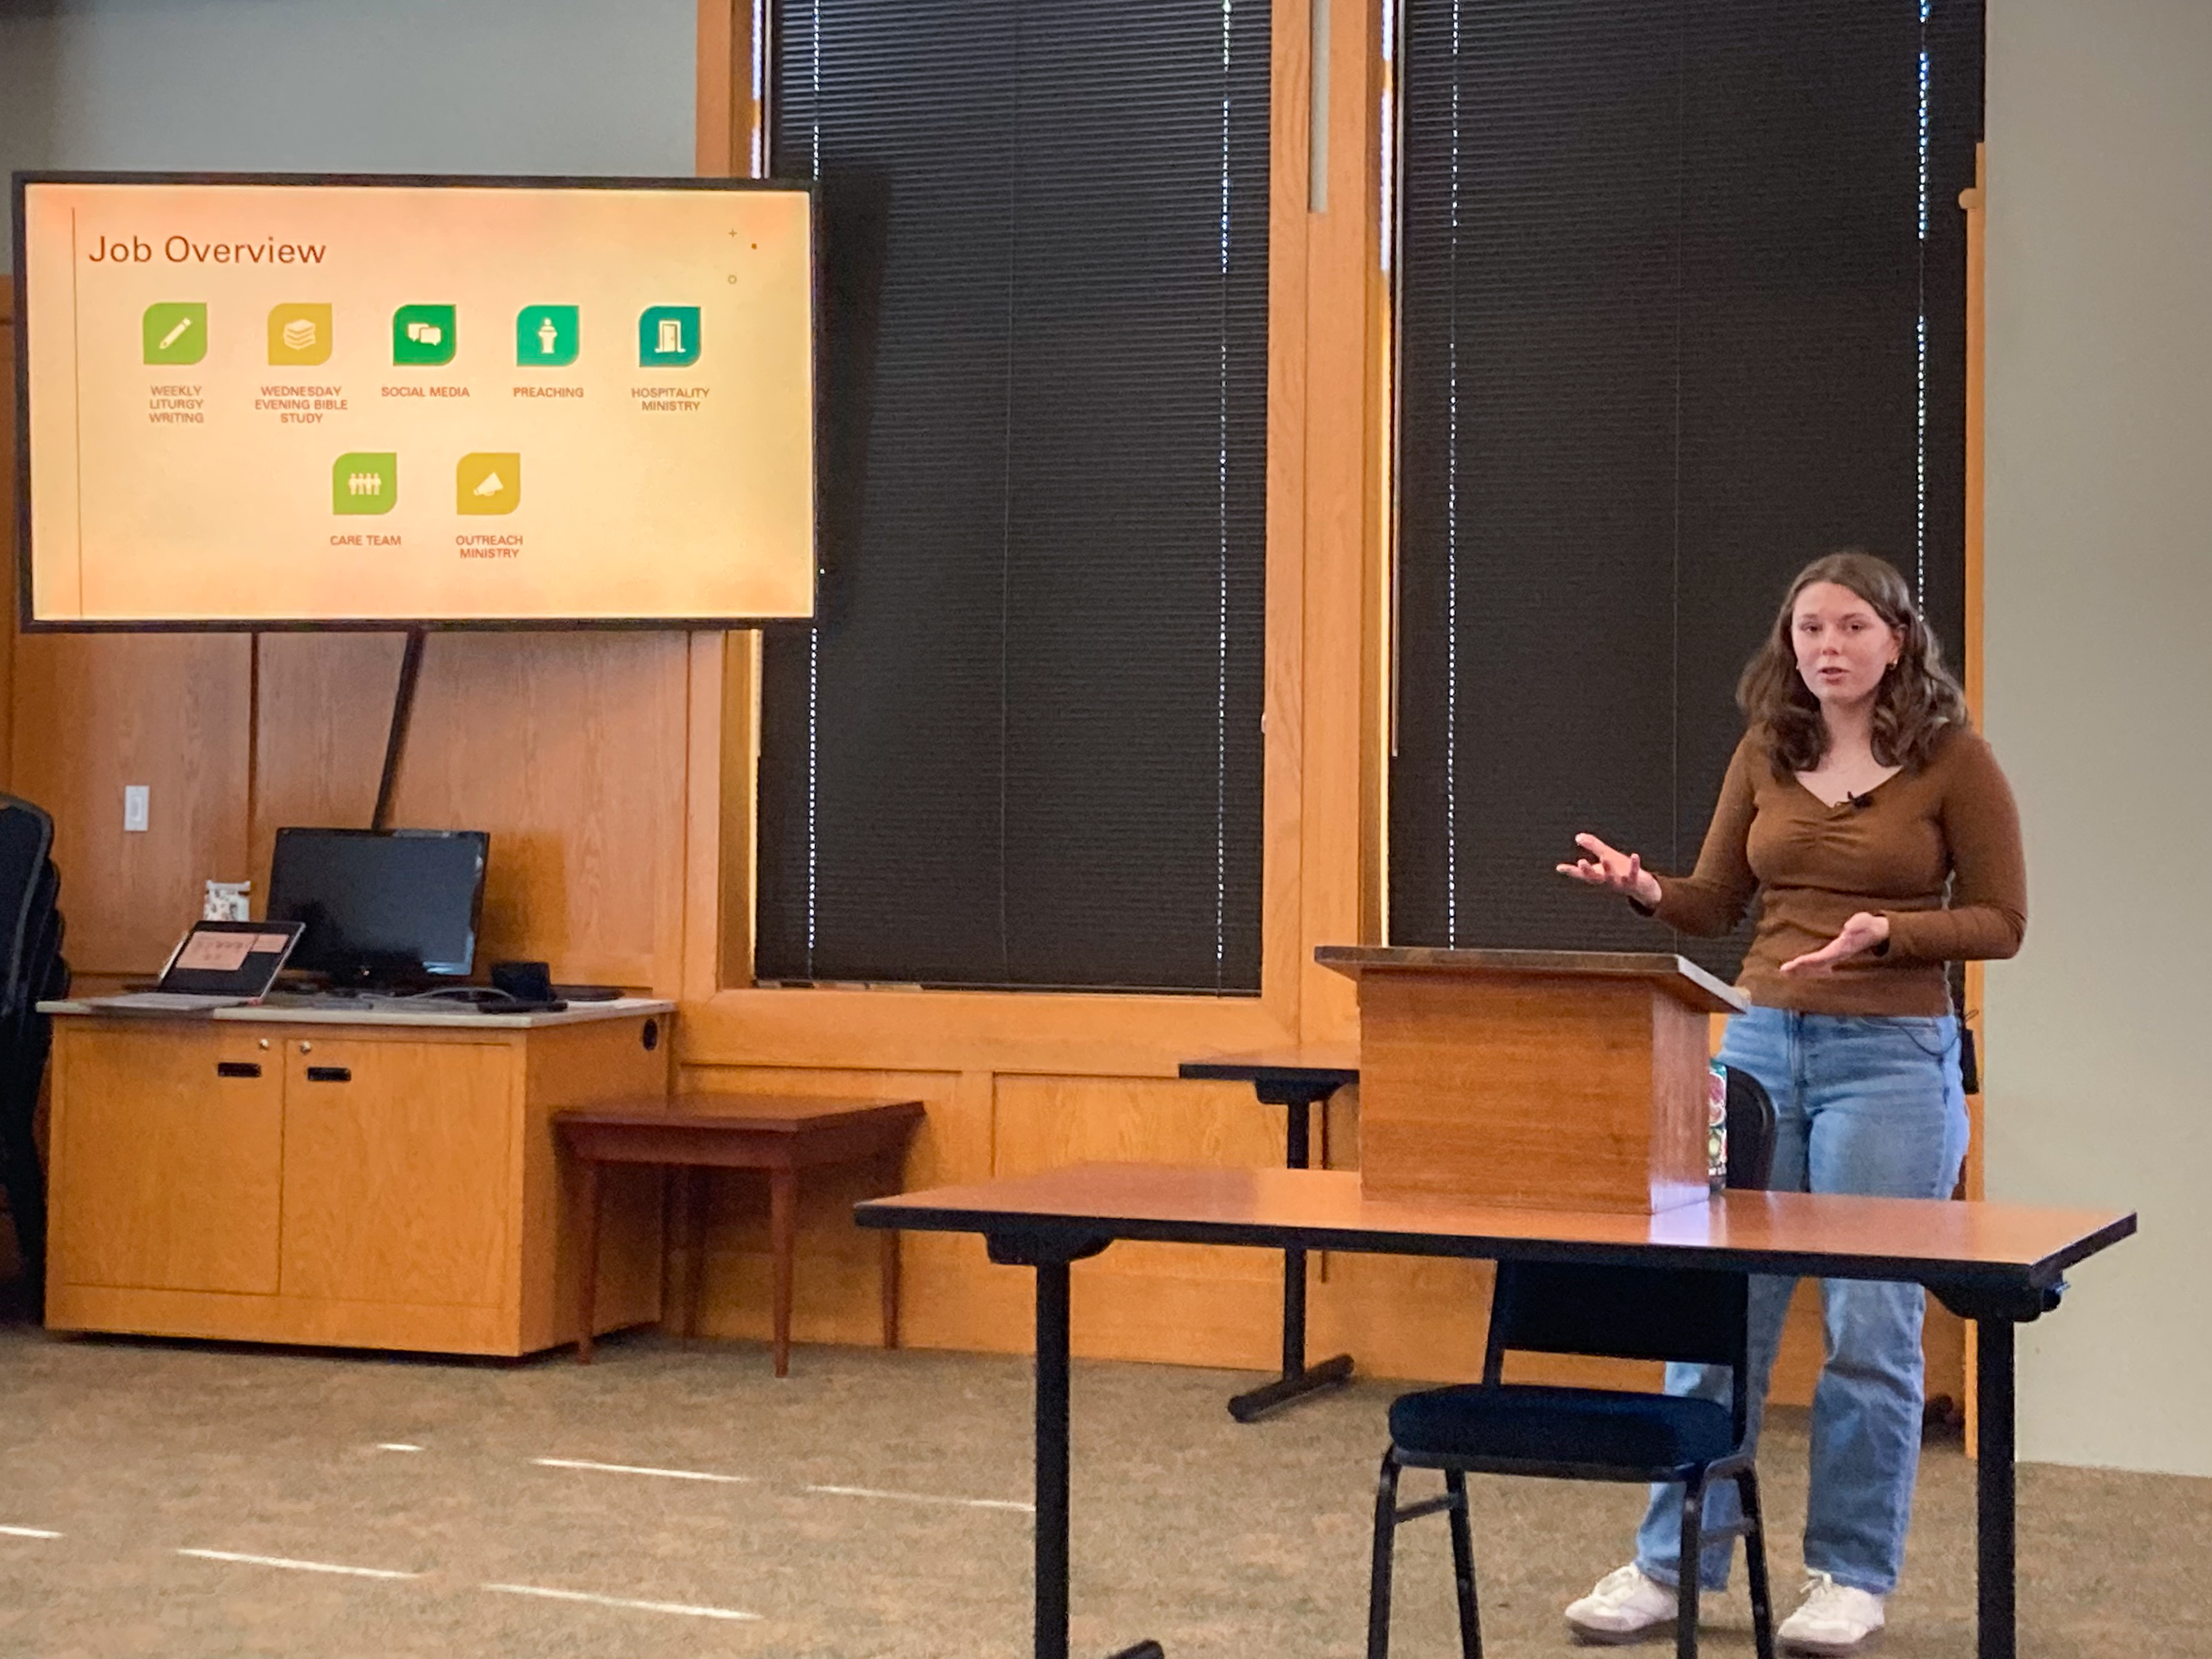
[41,1001,672,1356]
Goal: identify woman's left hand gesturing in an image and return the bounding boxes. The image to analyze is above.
[1779,911,1891,976]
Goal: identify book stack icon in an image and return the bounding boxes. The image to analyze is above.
[268,303,333,365]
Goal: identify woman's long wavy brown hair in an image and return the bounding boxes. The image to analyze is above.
[1738,549,1970,775]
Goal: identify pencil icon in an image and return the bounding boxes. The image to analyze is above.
[143,303,207,365]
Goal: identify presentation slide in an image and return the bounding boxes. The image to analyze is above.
[17,178,815,625]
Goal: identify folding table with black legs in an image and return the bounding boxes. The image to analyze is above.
[857,1163,2136,1659]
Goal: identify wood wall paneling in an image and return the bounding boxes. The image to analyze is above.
[27,625,692,988]
[392,632,690,989]
[990,1075,1284,1368]
[670,1066,1032,1354]
[1361,21,1395,947]
[1300,0,1379,1041]
[249,631,406,867]
[1960,141,1988,1451]
[1961,144,1989,1209]
[694,0,755,180]
[708,631,757,998]
[13,631,252,973]
[1261,0,1317,1038]
[682,985,1296,1078]
[254,631,692,989]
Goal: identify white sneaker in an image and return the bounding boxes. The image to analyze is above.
[1564,1563,1679,1645]
[1778,1572,1886,1655]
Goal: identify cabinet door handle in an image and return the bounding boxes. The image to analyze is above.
[215,1061,263,1079]
[304,1065,352,1084]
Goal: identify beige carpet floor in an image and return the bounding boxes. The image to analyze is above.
[0,1279,2206,1658]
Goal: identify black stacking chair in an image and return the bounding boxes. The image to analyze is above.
[1725,1064,1778,1193]
[0,801,53,998]
[1363,1068,1780,1659]
[0,890,65,1291]
[0,797,63,1296]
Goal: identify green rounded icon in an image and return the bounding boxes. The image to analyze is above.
[638,305,700,367]
[143,303,207,366]
[392,303,457,365]
[334,452,398,515]
[517,305,580,367]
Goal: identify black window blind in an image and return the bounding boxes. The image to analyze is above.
[1390,0,1983,975]
[758,0,1270,992]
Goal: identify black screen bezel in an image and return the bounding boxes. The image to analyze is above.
[10,169,821,634]
[264,826,491,981]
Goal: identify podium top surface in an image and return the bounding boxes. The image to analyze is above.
[1313,946,1748,1015]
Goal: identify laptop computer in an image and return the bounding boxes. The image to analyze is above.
[77,920,305,1014]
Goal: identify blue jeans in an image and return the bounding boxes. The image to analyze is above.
[1633,1004,1968,1597]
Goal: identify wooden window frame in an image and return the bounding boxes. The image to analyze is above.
[678,0,1392,1074]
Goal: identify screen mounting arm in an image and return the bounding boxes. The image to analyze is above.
[370,629,427,831]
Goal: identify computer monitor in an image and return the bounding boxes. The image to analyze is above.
[265,828,490,986]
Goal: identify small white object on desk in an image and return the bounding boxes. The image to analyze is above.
[203,879,251,921]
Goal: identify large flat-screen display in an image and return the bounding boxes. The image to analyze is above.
[12,173,815,628]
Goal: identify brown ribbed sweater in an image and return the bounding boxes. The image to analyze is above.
[1649,726,2026,1016]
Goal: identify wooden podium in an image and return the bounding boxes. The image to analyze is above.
[1315,947,1747,1215]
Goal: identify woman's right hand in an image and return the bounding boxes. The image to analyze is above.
[1556,833,1663,909]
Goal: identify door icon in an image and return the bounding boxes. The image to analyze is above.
[516,305,579,367]
[638,306,700,367]
[456,452,521,514]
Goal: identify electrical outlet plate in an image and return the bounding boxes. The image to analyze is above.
[123,784,149,832]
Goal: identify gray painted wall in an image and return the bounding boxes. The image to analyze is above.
[1985,0,2212,1475]
[3,0,695,272]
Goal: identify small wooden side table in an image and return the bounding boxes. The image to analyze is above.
[555,1095,924,1376]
